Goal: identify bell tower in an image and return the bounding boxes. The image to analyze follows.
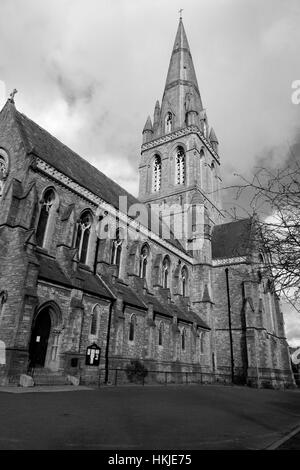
[138,18,223,251]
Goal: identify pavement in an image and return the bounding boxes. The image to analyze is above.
[0,384,299,450]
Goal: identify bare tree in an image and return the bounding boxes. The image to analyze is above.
[225,153,300,308]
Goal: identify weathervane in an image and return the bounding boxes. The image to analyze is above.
[179,8,183,20]
[9,88,18,103]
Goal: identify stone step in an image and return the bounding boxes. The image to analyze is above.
[33,375,70,386]
[31,370,70,386]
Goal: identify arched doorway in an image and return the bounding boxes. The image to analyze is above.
[29,307,52,368]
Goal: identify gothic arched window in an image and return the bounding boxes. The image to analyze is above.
[199,331,205,354]
[153,155,162,192]
[158,322,163,346]
[203,119,207,137]
[139,244,150,279]
[181,328,186,351]
[90,304,101,336]
[111,228,123,277]
[0,149,9,198]
[162,256,170,289]
[36,188,56,248]
[181,266,188,296]
[176,146,185,185]
[165,112,172,134]
[75,210,93,264]
[129,314,136,342]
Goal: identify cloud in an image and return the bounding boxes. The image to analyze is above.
[1,0,300,342]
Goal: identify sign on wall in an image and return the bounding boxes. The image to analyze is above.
[85,343,101,366]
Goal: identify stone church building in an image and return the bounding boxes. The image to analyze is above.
[0,19,294,387]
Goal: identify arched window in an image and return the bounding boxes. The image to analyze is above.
[181,328,186,351]
[129,314,136,342]
[162,256,170,289]
[176,146,185,185]
[75,210,93,264]
[0,149,9,198]
[111,229,123,277]
[139,244,149,279]
[199,331,205,354]
[158,322,163,346]
[0,290,7,320]
[153,155,162,192]
[165,112,172,133]
[36,188,56,248]
[257,270,262,283]
[90,304,101,336]
[181,266,188,296]
[203,119,207,137]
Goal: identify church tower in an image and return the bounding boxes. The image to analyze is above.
[139,18,223,252]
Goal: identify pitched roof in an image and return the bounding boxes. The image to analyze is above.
[37,253,72,288]
[13,107,138,210]
[134,288,209,329]
[212,218,253,260]
[37,252,114,300]
[101,276,147,310]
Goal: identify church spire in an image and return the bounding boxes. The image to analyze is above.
[159,18,203,134]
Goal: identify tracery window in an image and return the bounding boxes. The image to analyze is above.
[153,155,162,192]
[139,244,149,279]
[111,229,123,276]
[181,266,188,296]
[162,256,170,289]
[176,146,185,185]
[75,210,93,264]
[36,188,56,248]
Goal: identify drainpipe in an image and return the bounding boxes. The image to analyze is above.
[104,301,114,384]
[225,268,234,384]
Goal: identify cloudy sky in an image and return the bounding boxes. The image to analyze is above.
[0,0,300,345]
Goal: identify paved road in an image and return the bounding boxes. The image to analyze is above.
[0,384,299,449]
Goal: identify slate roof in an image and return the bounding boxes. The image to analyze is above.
[134,289,209,330]
[36,253,208,328]
[37,253,72,288]
[211,218,253,260]
[14,109,138,210]
[76,269,114,300]
[101,277,147,310]
[37,253,114,300]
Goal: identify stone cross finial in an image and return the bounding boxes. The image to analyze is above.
[179,8,183,19]
[9,88,18,103]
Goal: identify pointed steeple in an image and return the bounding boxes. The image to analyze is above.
[159,19,203,134]
[142,115,153,143]
[209,127,218,144]
[143,115,153,133]
[209,127,219,152]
